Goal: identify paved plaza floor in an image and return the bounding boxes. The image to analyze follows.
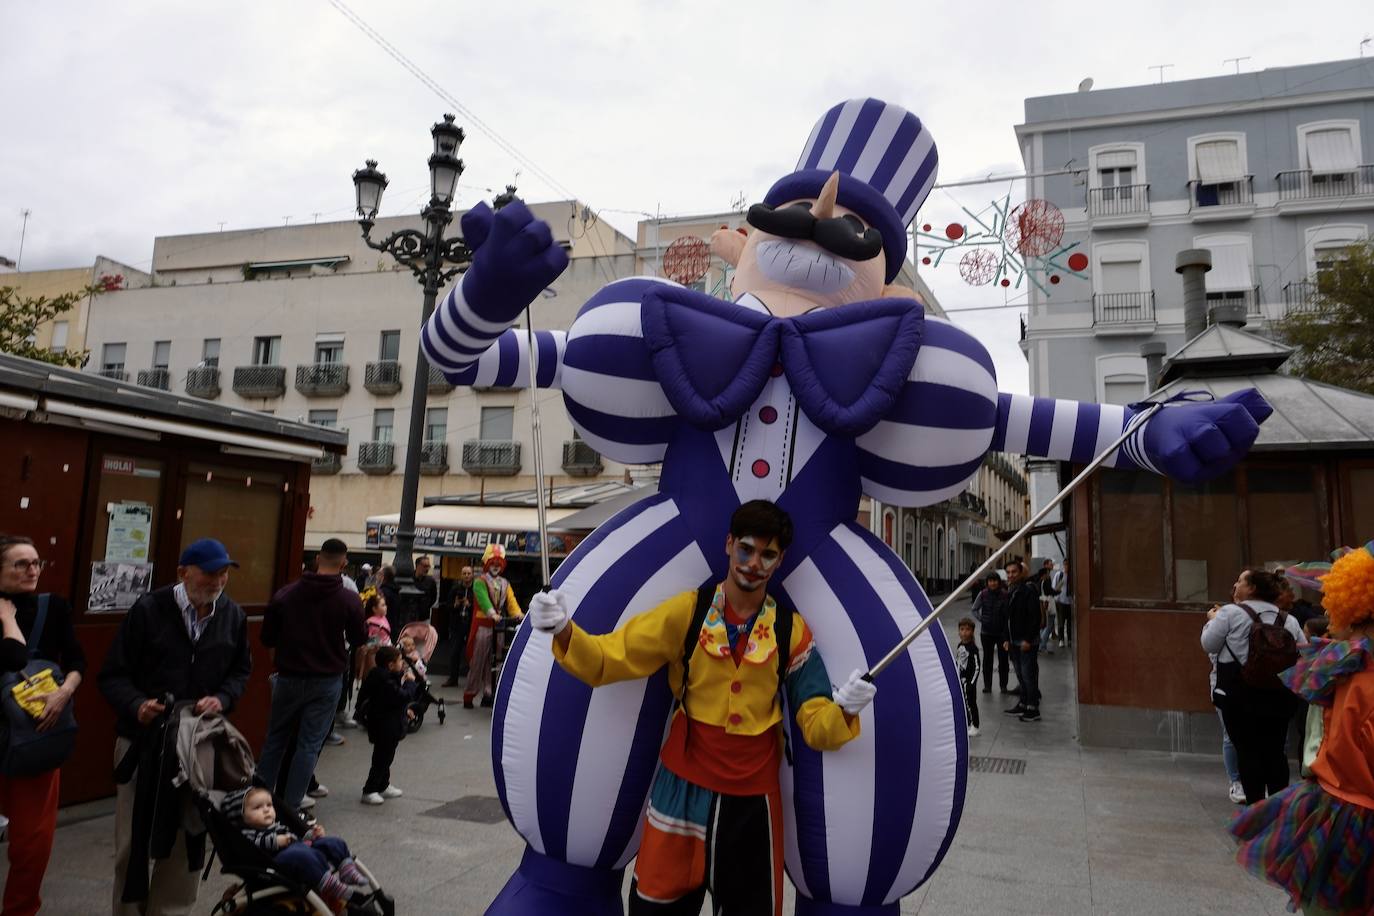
[10,632,1295,915]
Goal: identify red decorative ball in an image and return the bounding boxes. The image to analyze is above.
[1000,278,1010,287]
[922,223,932,232]
[1050,274,1061,285]
[1067,252,1089,272]
[921,256,931,265]
[945,223,964,241]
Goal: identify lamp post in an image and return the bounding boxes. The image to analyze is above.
[352,113,472,620]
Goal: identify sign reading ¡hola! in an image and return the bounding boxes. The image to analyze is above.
[364,522,581,558]
[103,456,137,475]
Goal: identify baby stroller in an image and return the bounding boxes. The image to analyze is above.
[171,707,395,915]
[396,620,446,731]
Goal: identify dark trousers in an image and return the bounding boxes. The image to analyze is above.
[274,835,351,888]
[1055,602,1073,644]
[1009,643,1041,708]
[363,737,399,795]
[980,632,1008,690]
[448,612,470,681]
[1220,698,1292,804]
[962,681,980,728]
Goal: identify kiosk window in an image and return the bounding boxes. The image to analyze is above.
[182,463,285,606]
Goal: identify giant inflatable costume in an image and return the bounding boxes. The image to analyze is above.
[420,99,1272,914]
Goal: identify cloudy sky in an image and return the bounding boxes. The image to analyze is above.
[3,0,1369,391]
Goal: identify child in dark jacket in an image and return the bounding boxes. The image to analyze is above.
[956,617,982,736]
[357,645,416,805]
[223,785,370,911]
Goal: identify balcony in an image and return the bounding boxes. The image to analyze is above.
[561,439,603,476]
[462,439,521,476]
[184,366,221,399]
[1276,165,1374,214]
[295,363,350,397]
[311,452,342,475]
[1092,291,1156,335]
[136,368,170,390]
[1087,183,1150,227]
[97,368,128,382]
[1207,287,1263,320]
[232,365,286,398]
[364,360,403,395]
[419,441,449,476]
[427,365,454,395]
[1188,176,1255,222]
[1282,280,1330,316]
[357,441,395,475]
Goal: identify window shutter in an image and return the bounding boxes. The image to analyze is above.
[1305,129,1357,174]
[1195,141,1243,182]
[1099,260,1142,295]
[1097,149,1138,170]
[1202,243,1253,291]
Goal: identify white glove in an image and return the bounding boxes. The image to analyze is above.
[833,669,877,716]
[528,589,569,635]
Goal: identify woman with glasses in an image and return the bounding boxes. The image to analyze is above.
[0,534,86,916]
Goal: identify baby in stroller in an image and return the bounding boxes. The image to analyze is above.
[224,785,371,913]
[396,624,446,730]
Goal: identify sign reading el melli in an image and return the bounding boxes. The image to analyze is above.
[365,522,580,557]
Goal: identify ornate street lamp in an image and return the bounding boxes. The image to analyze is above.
[351,113,474,621]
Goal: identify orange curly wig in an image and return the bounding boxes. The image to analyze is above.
[1320,546,1374,633]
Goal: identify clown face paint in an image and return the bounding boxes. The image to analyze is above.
[728,535,783,593]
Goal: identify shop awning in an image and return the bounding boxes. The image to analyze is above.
[364,504,581,557]
[549,485,657,532]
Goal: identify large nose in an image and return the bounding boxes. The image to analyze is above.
[811,171,840,220]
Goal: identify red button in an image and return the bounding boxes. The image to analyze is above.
[759,406,778,424]
[770,362,784,378]
[751,459,770,478]
[730,681,742,693]
[729,713,743,725]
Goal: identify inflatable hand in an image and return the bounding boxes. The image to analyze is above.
[833,668,878,716]
[528,590,568,634]
[1126,389,1272,484]
[459,200,569,324]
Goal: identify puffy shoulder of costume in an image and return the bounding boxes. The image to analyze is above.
[576,276,683,319]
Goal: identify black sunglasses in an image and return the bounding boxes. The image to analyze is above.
[746,202,883,262]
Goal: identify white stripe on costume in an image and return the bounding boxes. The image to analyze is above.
[1000,394,1034,455]
[859,421,992,472]
[813,100,864,174]
[561,367,676,417]
[850,104,906,185]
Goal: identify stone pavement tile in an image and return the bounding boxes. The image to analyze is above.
[917,871,1094,915]
[1089,874,1293,916]
[1085,816,1233,859]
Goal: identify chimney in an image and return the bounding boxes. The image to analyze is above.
[1176,249,1212,341]
[1139,341,1167,390]
[1209,300,1249,329]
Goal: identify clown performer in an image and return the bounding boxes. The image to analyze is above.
[419,99,1273,914]
[464,543,523,709]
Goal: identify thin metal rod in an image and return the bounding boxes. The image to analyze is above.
[524,308,551,585]
[931,167,1083,191]
[863,403,1164,682]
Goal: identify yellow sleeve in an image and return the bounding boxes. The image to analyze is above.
[551,591,696,688]
[795,696,861,751]
[506,587,523,618]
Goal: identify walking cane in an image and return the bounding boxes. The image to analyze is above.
[524,305,552,586]
[862,401,1166,683]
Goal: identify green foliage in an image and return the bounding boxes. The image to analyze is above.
[0,283,101,369]
[1275,241,1374,395]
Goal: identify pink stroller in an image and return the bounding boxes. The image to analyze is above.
[395,621,445,731]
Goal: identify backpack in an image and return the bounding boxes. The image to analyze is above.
[1237,602,1299,690]
[353,676,373,729]
[677,585,796,763]
[0,595,80,777]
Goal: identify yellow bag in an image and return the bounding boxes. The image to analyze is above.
[10,669,59,719]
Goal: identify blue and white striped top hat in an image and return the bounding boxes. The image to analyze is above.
[764,98,938,283]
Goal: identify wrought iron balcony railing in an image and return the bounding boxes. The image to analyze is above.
[1207,287,1262,319]
[1188,176,1254,210]
[1087,183,1150,218]
[97,368,128,382]
[184,366,221,399]
[294,362,350,397]
[462,439,521,476]
[311,452,342,475]
[1276,165,1374,203]
[1282,280,1329,316]
[232,365,286,398]
[419,440,449,475]
[427,364,455,394]
[357,441,395,474]
[1092,291,1155,326]
[136,368,171,390]
[364,360,403,395]
[561,439,603,476]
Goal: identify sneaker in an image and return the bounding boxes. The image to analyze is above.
[1019,709,1042,722]
[999,685,1010,694]
[360,792,385,805]
[298,796,316,811]
[967,726,981,737]
[338,715,358,729]
[981,686,992,694]
[1229,781,1247,805]
[1004,704,1027,716]
[381,785,403,799]
[308,784,330,799]
[324,731,345,746]
[1057,639,1065,648]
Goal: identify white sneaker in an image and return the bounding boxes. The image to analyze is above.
[1057,639,1065,648]
[1228,781,1246,805]
[360,792,385,805]
[381,785,403,799]
[967,726,981,737]
[307,784,329,798]
[298,796,316,810]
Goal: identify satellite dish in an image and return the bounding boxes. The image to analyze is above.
[1078,77,1094,92]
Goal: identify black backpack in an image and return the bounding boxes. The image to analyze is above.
[1237,602,1299,690]
[677,585,796,763]
[0,595,79,777]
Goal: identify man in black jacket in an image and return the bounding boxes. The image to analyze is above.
[256,538,367,812]
[971,573,1010,694]
[100,537,252,915]
[1002,560,1043,722]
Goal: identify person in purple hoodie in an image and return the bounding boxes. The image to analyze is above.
[257,538,367,811]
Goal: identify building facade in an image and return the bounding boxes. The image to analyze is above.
[1,257,149,362]
[1016,57,1374,563]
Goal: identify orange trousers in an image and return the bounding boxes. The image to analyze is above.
[0,768,60,916]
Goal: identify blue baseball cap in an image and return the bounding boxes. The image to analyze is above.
[179,538,240,572]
